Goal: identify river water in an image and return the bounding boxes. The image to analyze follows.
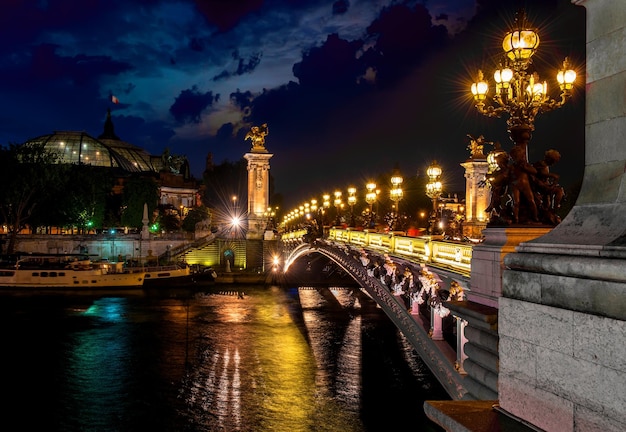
[0,285,448,431]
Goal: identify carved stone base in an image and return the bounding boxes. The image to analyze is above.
[468,226,551,308]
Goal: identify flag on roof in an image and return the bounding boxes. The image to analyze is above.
[111,95,119,104]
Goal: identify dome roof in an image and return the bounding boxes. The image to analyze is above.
[22,131,155,173]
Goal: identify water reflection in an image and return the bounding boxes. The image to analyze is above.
[0,286,447,431]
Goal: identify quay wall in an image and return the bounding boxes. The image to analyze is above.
[5,235,188,263]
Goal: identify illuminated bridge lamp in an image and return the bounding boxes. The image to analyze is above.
[470,9,576,162]
[390,168,403,231]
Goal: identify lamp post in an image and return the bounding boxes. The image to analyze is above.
[426,161,443,234]
[333,191,342,226]
[347,187,357,227]
[470,9,576,163]
[365,182,377,229]
[322,194,330,227]
[390,168,403,231]
[264,206,277,231]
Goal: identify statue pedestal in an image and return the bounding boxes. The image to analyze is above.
[442,226,551,399]
[468,226,551,308]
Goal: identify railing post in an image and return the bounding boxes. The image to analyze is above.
[430,307,444,340]
[453,315,467,373]
[411,297,420,314]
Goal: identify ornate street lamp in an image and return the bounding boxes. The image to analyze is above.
[365,182,377,229]
[426,161,443,234]
[333,190,342,226]
[322,194,330,226]
[264,206,277,230]
[347,187,357,227]
[470,9,576,162]
[390,168,404,231]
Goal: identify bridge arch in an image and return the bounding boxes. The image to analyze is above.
[281,238,469,400]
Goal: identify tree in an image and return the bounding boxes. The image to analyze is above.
[120,175,160,229]
[0,143,66,253]
[29,165,113,233]
[182,205,211,232]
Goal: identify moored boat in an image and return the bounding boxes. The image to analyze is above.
[141,263,192,287]
[0,254,145,289]
[140,263,217,287]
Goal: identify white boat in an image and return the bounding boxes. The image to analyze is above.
[139,263,218,287]
[0,254,145,289]
[142,263,192,287]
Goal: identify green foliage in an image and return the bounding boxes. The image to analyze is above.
[0,143,66,252]
[182,205,211,232]
[38,165,112,232]
[158,210,181,232]
[121,175,160,229]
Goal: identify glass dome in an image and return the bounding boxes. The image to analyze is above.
[22,131,156,173]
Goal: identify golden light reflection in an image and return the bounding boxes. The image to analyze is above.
[252,289,317,430]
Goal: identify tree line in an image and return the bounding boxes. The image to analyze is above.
[0,143,210,254]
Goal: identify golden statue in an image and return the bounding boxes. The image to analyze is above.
[245,123,269,152]
[466,134,488,158]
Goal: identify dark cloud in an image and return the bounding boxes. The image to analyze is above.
[169,86,218,124]
[332,0,350,15]
[5,43,132,88]
[193,0,264,32]
[365,3,449,85]
[230,90,255,114]
[293,34,364,89]
[213,51,263,81]
[236,52,262,75]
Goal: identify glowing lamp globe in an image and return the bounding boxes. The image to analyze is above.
[502,27,539,63]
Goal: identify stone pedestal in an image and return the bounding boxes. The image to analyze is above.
[435,226,550,401]
[462,220,487,241]
[468,227,551,308]
[244,148,273,241]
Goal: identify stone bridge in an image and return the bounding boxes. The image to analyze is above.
[280,236,473,401]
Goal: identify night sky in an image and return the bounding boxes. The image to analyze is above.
[0,0,586,210]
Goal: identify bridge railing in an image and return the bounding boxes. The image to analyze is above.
[324,228,473,277]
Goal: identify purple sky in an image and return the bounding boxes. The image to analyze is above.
[0,0,585,209]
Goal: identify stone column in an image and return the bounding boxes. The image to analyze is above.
[460,157,489,240]
[244,151,273,240]
[499,1,626,430]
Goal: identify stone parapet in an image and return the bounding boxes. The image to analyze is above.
[504,253,626,321]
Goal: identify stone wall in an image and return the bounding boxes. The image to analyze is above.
[9,236,185,263]
[498,1,626,430]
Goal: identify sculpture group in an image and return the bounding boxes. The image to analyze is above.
[472,135,565,226]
